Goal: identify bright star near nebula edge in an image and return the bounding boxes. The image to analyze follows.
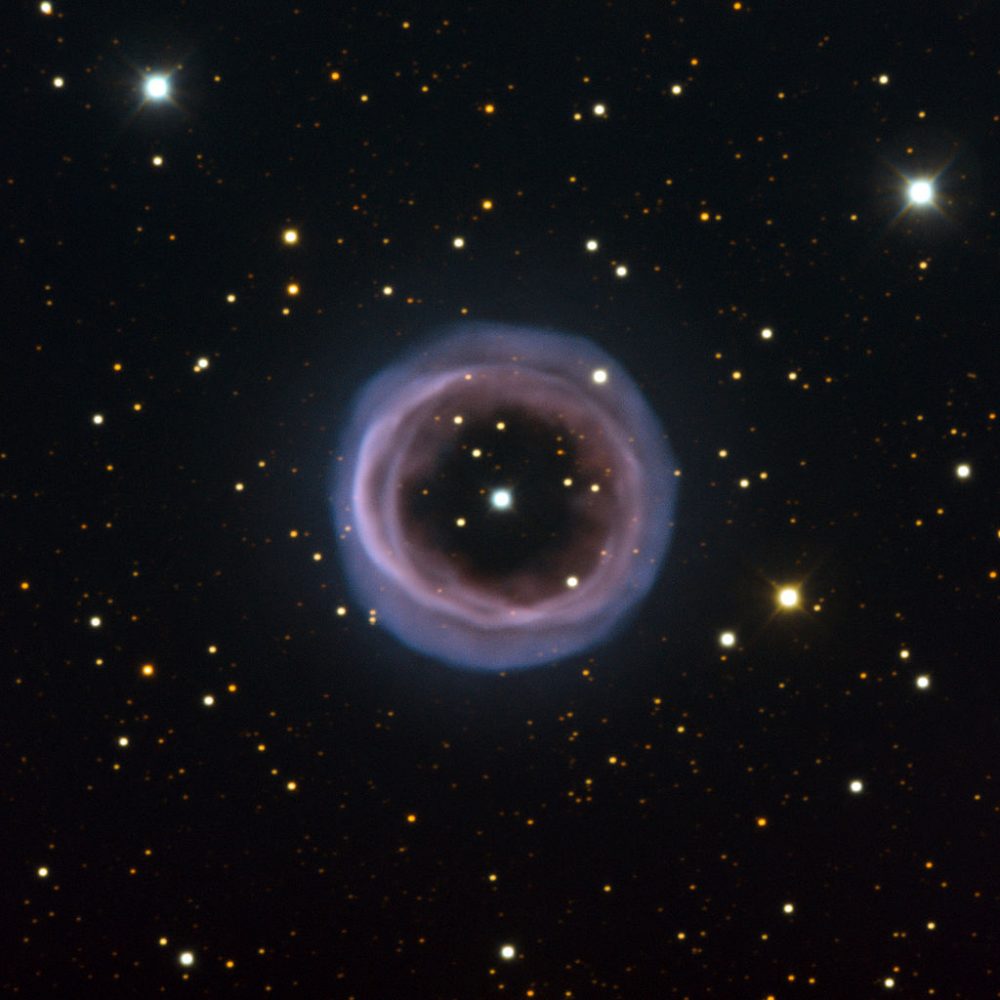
[777,586,799,609]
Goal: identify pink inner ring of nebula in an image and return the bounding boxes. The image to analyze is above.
[331,323,677,670]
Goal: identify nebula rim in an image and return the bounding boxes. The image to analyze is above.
[330,322,678,671]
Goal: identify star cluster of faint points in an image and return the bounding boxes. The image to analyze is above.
[438,394,619,594]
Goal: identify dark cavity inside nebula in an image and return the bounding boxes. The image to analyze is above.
[330,323,677,671]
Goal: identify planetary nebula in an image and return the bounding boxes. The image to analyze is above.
[331,323,677,670]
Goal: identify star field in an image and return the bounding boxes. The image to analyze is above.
[4,1,999,997]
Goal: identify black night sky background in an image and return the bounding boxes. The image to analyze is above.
[5,1,999,996]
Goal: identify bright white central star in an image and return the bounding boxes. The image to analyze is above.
[490,489,512,510]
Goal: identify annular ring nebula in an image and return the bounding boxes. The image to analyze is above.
[331,323,678,670]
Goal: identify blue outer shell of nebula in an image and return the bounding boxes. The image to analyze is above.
[330,323,677,670]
